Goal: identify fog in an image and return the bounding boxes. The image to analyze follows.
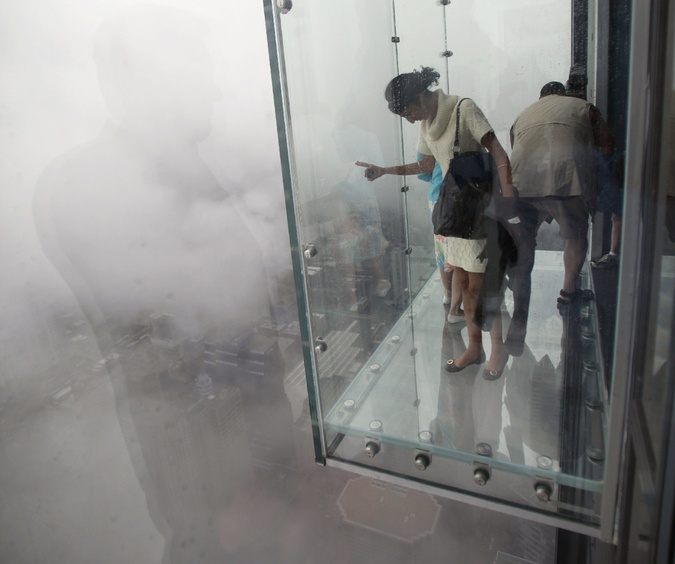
[1,2,298,562]
[0,1,559,562]
[1,1,286,376]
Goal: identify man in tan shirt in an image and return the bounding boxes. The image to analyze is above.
[510,81,614,306]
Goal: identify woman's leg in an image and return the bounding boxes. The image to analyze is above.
[441,236,463,315]
[440,267,452,301]
[449,267,464,317]
[485,308,509,374]
[450,269,484,367]
[441,267,464,315]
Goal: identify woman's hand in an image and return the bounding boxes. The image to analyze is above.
[355,161,385,181]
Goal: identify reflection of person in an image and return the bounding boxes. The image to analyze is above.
[333,124,391,302]
[434,323,506,453]
[591,149,623,268]
[357,67,516,379]
[332,168,391,302]
[510,81,615,306]
[416,152,464,323]
[32,7,285,561]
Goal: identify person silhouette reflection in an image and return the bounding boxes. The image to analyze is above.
[332,125,391,305]
[434,323,505,455]
[32,6,286,562]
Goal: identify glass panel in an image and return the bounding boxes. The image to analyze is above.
[276,1,412,449]
[606,1,674,557]
[637,25,675,478]
[273,0,628,529]
[393,0,450,298]
[445,1,572,150]
[393,0,451,455]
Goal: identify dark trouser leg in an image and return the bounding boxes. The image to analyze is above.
[474,219,510,331]
[504,204,538,356]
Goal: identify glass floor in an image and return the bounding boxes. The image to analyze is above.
[323,251,606,506]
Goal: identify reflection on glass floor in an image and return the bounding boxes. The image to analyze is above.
[324,250,605,493]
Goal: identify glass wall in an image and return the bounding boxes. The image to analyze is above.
[270,0,629,536]
[618,0,675,559]
[6,0,675,559]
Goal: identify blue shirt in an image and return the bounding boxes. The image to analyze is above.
[416,152,443,202]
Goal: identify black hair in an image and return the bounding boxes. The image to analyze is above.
[540,81,566,97]
[384,66,440,114]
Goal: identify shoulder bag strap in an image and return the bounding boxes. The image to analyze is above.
[453,98,468,155]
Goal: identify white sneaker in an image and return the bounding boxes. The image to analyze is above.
[442,293,452,305]
[447,312,466,324]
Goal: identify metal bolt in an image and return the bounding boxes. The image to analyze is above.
[536,455,553,469]
[581,324,595,338]
[535,482,553,502]
[583,357,597,370]
[475,442,493,457]
[584,394,601,409]
[586,446,605,462]
[473,467,489,486]
[418,431,433,443]
[343,399,355,410]
[276,0,292,13]
[365,442,380,457]
[369,420,383,432]
[414,454,431,471]
[370,364,381,373]
[303,244,317,259]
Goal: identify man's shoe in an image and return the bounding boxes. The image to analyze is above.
[557,288,594,306]
[591,253,619,269]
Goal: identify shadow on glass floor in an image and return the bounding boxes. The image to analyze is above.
[323,250,605,523]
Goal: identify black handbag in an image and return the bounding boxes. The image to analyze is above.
[432,98,496,239]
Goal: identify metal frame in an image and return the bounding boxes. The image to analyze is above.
[326,457,602,538]
[656,302,675,561]
[599,0,673,544]
[614,0,675,553]
[640,0,675,559]
[587,0,610,261]
[262,0,327,465]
